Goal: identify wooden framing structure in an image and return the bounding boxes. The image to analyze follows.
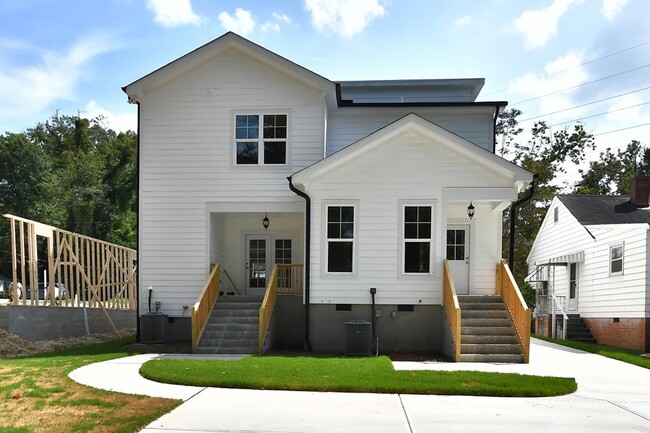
[3,214,137,335]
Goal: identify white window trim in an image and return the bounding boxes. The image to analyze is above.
[400,202,435,276]
[323,202,358,276]
[233,112,289,167]
[609,243,624,276]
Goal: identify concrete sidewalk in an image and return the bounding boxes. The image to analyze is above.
[69,338,650,432]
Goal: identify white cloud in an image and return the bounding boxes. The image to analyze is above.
[272,12,291,24]
[0,34,117,118]
[601,0,629,20]
[454,15,473,29]
[83,101,137,133]
[262,21,281,33]
[218,8,256,36]
[508,51,589,119]
[606,94,646,123]
[514,0,582,49]
[304,0,385,38]
[146,0,203,28]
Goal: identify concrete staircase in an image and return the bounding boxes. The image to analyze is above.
[559,314,595,343]
[195,296,262,354]
[458,295,524,363]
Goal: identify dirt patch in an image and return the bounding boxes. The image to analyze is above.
[0,329,136,358]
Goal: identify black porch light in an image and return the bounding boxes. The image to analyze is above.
[467,202,475,220]
[262,214,270,230]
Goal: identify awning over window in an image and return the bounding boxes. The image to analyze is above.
[537,251,584,265]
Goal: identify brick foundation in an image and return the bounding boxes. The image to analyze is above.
[535,315,552,337]
[582,317,649,352]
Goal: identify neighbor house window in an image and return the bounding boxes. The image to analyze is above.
[235,114,287,165]
[610,243,624,275]
[554,207,559,223]
[403,205,432,274]
[327,205,354,273]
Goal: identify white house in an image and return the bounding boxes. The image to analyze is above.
[526,180,650,352]
[123,32,533,359]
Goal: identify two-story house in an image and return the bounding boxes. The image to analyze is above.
[123,32,533,361]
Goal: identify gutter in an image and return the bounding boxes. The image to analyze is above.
[509,174,538,274]
[287,176,313,352]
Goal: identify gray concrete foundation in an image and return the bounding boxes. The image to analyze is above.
[309,304,444,355]
[0,305,136,341]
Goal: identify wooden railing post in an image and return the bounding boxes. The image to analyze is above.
[191,264,220,352]
[497,259,531,363]
[259,265,279,353]
[443,260,462,362]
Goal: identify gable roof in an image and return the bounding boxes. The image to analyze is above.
[558,195,650,225]
[291,113,532,188]
[122,32,337,106]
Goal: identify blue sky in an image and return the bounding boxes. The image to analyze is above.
[1,0,649,170]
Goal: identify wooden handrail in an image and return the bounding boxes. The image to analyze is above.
[496,259,531,363]
[277,264,304,295]
[258,264,279,353]
[443,260,462,362]
[191,264,220,352]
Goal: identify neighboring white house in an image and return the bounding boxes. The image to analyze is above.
[526,182,650,352]
[123,32,533,355]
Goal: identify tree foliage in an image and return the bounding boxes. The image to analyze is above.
[0,114,136,277]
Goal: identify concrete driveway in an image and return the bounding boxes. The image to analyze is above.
[69,338,650,432]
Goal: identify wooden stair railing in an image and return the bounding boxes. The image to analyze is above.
[496,259,532,363]
[191,263,220,353]
[443,260,461,362]
[258,264,304,353]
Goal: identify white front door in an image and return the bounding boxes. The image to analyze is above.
[568,262,578,312]
[446,226,470,295]
[245,235,270,296]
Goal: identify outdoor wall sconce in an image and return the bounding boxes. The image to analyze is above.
[467,202,475,220]
[262,214,270,230]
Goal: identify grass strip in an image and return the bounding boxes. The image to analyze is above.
[140,355,576,397]
[0,336,180,433]
[535,335,650,369]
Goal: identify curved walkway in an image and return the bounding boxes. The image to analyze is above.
[69,339,650,433]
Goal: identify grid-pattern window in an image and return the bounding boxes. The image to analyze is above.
[235,114,287,165]
[446,229,465,261]
[610,244,624,275]
[275,239,292,288]
[327,206,354,273]
[404,206,432,274]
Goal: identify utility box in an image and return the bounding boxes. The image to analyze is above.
[140,313,170,343]
[344,319,372,356]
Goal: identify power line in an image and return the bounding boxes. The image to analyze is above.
[511,63,650,106]
[594,122,650,137]
[548,101,650,127]
[518,86,650,122]
[483,40,650,97]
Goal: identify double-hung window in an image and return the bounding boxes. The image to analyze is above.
[326,205,354,273]
[610,243,624,275]
[403,205,432,274]
[235,114,287,165]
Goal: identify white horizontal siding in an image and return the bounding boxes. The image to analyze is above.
[327,107,494,155]
[528,197,649,318]
[307,127,512,305]
[139,47,325,315]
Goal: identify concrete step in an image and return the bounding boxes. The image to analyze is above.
[461,343,523,355]
[458,302,506,311]
[462,326,516,336]
[201,329,258,340]
[460,353,525,363]
[199,337,257,347]
[195,345,258,354]
[204,322,258,332]
[462,310,509,319]
[207,315,259,325]
[209,308,259,318]
[461,334,519,345]
[214,302,261,311]
[217,296,263,303]
[457,295,502,303]
[461,318,513,327]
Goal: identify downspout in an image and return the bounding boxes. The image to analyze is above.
[509,174,538,273]
[287,176,312,352]
[134,100,141,342]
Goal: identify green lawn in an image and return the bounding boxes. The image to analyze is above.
[535,335,650,369]
[0,337,179,433]
[140,355,577,397]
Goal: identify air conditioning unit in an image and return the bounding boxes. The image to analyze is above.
[344,319,372,356]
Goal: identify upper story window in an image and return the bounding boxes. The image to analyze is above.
[326,205,355,273]
[610,243,624,275]
[235,114,287,165]
[554,207,559,223]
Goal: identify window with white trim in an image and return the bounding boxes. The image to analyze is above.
[326,205,354,273]
[610,243,624,275]
[403,205,432,274]
[235,114,287,165]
